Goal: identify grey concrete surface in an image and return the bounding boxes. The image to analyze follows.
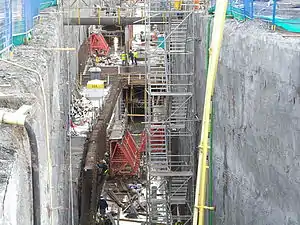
[0,125,32,224]
[192,14,300,225]
[71,136,87,225]
[0,5,88,225]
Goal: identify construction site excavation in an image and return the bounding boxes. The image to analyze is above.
[1,0,300,225]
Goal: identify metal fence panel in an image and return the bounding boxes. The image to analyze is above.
[1,0,56,52]
[32,0,41,18]
[12,0,27,44]
[0,0,12,54]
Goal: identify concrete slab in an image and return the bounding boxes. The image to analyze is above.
[109,120,125,140]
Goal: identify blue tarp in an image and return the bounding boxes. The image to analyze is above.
[0,0,12,54]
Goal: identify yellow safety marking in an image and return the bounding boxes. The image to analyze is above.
[77,8,80,25]
[196,205,215,210]
[118,7,121,25]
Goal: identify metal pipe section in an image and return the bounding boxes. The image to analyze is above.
[0,111,41,225]
[24,120,41,225]
[63,16,164,25]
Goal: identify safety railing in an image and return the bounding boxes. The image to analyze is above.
[63,6,145,20]
[210,0,300,32]
[0,0,12,55]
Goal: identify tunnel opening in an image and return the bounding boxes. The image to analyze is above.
[122,85,145,124]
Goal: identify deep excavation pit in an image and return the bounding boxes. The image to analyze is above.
[1,1,300,225]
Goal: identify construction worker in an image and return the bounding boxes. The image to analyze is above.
[121,51,127,66]
[93,4,101,17]
[133,50,138,65]
[98,196,108,216]
[140,31,145,42]
[112,8,117,16]
[97,159,109,175]
[128,50,134,65]
[104,152,110,163]
[174,222,184,225]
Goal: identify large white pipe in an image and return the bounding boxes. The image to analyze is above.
[0,111,27,125]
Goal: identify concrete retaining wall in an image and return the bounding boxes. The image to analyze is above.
[194,14,300,225]
[0,6,88,225]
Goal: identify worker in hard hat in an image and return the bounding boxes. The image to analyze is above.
[97,159,109,175]
[104,152,110,165]
[133,50,138,65]
[121,51,127,66]
[174,222,184,225]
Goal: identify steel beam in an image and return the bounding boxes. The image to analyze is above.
[63,16,164,25]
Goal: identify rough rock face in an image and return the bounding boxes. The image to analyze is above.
[194,15,300,225]
[0,125,32,225]
[0,6,88,225]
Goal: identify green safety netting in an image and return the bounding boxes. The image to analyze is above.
[208,3,300,33]
[40,0,57,10]
[8,0,57,48]
[259,16,300,33]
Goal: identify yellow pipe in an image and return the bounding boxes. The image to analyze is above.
[127,114,145,117]
[131,85,133,114]
[77,8,81,25]
[118,7,121,25]
[79,73,82,87]
[193,0,228,225]
[98,8,101,25]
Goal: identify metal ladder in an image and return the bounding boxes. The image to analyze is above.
[167,15,193,131]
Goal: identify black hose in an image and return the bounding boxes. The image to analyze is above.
[24,120,41,225]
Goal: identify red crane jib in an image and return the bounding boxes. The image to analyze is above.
[89,33,110,56]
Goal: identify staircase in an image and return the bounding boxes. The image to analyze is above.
[149,123,168,171]
[146,1,195,224]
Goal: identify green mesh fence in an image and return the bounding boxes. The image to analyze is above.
[209,0,300,33]
[40,0,58,10]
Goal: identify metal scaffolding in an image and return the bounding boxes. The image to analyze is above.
[145,0,196,224]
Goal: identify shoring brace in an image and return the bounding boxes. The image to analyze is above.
[196,205,216,211]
